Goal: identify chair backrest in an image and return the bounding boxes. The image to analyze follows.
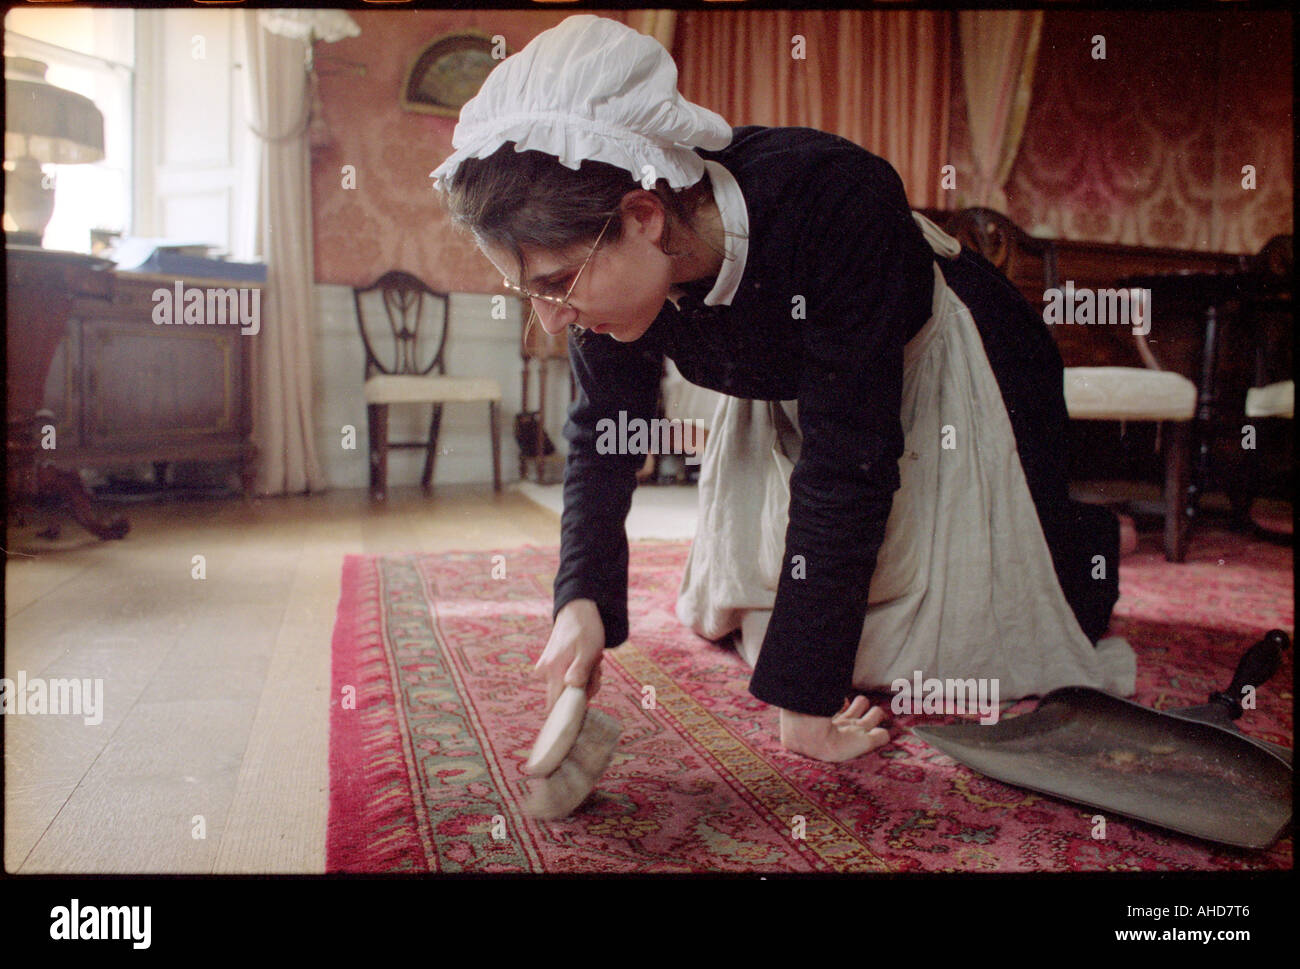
[945,206,1060,297]
[352,270,449,378]
[1252,234,1293,287]
[1246,235,1293,387]
[519,295,569,361]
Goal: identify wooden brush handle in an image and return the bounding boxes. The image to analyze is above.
[524,686,587,776]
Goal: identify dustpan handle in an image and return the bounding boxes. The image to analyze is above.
[1208,629,1290,720]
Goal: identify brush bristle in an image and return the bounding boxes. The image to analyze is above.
[523,709,622,820]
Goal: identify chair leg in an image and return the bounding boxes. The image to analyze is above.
[368,403,389,502]
[1228,419,1263,532]
[1163,420,1191,562]
[489,400,502,492]
[422,403,443,493]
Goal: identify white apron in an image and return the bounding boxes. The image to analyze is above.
[674,215,1136,700]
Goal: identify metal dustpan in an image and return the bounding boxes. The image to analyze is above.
[912,630,1292,849]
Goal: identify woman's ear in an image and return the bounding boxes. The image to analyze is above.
[619,189,667,247]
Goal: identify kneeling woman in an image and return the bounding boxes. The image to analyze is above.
[433,15,1135,761]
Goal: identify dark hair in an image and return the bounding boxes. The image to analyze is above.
[440,142,712,280]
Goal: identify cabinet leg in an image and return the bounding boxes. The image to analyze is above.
[35,464,129,540]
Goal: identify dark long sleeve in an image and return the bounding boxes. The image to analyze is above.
[746,149,935,716]
[552,328,664,647]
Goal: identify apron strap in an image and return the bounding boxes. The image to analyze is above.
[911,211,962,259]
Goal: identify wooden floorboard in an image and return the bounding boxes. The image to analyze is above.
[5,482,1289,872]
[4,484,560,874]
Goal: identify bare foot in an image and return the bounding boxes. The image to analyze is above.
[779,696,890,762]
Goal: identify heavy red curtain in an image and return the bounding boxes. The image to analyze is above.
[673,10,954,210]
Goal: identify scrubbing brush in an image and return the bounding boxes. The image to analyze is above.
[522,686,622,819]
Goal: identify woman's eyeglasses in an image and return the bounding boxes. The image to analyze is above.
[505,215,614,342]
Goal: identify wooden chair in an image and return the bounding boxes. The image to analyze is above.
[353,271,501,500]
[1243,235,1293,427]
[946,208,1198,561]
[1236,235,1293,539]
[518,301,573,484]
[944,207,1058,311]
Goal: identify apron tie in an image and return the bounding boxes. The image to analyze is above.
[911,210,963,259]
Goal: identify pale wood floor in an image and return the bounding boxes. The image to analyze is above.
[5,483,1290,874]
[4,484,561,874]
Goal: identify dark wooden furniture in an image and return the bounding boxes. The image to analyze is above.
[33,265,259,499]
[931,207,1250,369]
[928,208,1292,557]
[11,250,256,541]
[518,305,573,484]
[1237,237,1294,540]
[354,271,502,499]
[1115,236,1292,533]
[7,245,128,540]
[55,266,258,486]
[938,209,1199,559]
[942,207,1059,316]
[1112,272,1246,526]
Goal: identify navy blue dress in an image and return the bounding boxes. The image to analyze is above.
[552,126,1119,716]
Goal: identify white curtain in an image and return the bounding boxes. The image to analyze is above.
[631,9,676,49]
[957,11,1043,212]
[240,12,328,495]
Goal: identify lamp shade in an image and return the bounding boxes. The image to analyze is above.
[4,57,105,165]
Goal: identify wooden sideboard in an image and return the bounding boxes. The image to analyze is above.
[38,267,258,493]
[921,209,1293,503]
[925,207,1251,370]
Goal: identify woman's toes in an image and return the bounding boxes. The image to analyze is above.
[854,705,886,730]
[830,725,890,760]
[835,700,885,732]
[831,695,870,724]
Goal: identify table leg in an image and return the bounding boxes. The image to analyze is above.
[1187,302,1221,521]
[36,463,129,540]
[7,423,129,541]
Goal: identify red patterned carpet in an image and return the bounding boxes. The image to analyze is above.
[327,525,1292,872]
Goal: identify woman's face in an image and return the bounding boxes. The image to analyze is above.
[483,192,673,343]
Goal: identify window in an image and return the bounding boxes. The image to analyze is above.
[4,8,135,253]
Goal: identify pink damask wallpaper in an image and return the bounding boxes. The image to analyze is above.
[996,10,1291,253]
[313,10,1292,289]
[311,10,629,291]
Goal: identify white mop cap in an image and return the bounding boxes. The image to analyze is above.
[429,14,733,192]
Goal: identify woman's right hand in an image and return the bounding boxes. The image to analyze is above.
[536,598,607,711]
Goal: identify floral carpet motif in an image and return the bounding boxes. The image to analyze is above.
[327,526,1292,872]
